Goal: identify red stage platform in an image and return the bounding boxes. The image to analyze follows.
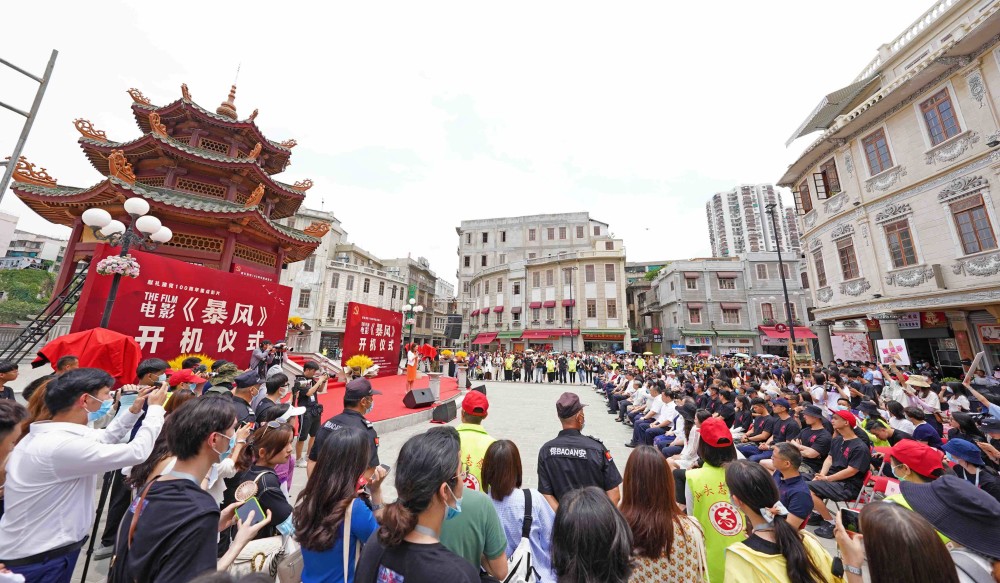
[286,355,459,423]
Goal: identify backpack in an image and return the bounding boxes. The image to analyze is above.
[504,489,539,583]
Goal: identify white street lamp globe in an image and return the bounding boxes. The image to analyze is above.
[414,305,424,313]
[101,220,126,236]
[150,226,173,243]
[123,197,150,216]
[82,208,112,228]
[408,298,416,305]
[135,215,162,235]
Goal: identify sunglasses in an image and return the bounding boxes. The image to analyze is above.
[258,420,290,439]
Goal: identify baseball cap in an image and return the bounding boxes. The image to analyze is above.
[980,417,1000,435]
[832,409,857,428]
[556,392,587,419]
[700,417,733,448]
[772,398,790,409]
[235,370,262,389]
[802,404,823,418]
[345,377,382,401]
[169,368,207,387]
[462,391,489,416]
[942,438,985,466]
[875,439,944,477]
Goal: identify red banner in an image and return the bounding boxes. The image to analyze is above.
[340,302,402,378]
[71,244,291,367]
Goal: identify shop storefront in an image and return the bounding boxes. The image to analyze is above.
[582,329,627,353]
[471,331,499,347]
[681,333,715,355]
[866,312,960,377]
[318,331,342,357]
[758,326,818,357]
[497,330,523,351]
[715,331,758,354]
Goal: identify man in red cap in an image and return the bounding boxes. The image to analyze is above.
[807,409,871,539]
[457,391,495,490]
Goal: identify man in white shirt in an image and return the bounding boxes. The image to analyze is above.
[0,368,167,582]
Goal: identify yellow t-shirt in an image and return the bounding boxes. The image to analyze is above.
[457,422,495,491]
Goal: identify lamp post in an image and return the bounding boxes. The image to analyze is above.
[81,197,172,328]
[400,297,424,348]
[764,203,796,353]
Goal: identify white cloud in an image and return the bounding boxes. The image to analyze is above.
[1,0,926,285]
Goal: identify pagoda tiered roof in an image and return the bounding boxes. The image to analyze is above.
[14,177,320,262]
[76,132,306,219]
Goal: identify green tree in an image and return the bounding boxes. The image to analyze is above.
[644,267,663,281]
[0,269,54,324]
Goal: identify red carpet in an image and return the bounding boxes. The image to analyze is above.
[287,354,459,422]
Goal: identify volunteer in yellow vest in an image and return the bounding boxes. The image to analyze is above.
[503,354,515,382]
[457,390,496,491]
[546,357,557,383]
[874,439,952,544]
[635,356,645,372]
[724,460,843,583]
[684,417,745,583]
[567,356,578,384]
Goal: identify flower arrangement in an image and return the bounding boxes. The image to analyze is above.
[288,316,305,330]
[441,349,454,359]
[344,354,379,378]
[167,353,215,373]
[455,350,468,363]
[96,254,140,278]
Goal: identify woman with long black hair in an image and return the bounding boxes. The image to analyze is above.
[947,411,987,444]
[296,426,382,583]
[724,460,840,583]
[552,487,633,583]
[354,426,478,583]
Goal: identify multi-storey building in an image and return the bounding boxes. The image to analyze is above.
[456,212,630,352]
[433,278,457,345]
[705,185,801,258]
[778,0,1000,373]
[383,256,440,345]
[652,254,813,356]
[626,261,669,353]
[2,228,67,272]
[280,208,408,354]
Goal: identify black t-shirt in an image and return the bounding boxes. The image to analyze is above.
[0,386,13,401]
[293,374,322,414]
[537,429,622,501]
[309,409,379,467]
[717,403,736,428]
[733,410,753,432]
[772,416,801,444]
[886,429,913,445]
[829,435,872,492]
[255,396,277,419]
[797,426,832,472]
[355,535,479,583]
[748,415,777,440]
[231,467,292,539]
[109,478,219,583]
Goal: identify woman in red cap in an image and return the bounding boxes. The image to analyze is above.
[682,417,743,583]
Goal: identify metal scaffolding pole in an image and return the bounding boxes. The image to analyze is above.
[0,49,58,205]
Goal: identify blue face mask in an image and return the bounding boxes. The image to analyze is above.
[945,453,957,464]
[445,486,463,521]
[275,514,295,536]
[87,394,113,422]
[158,373,167,383]
[213,432,236,461]
[365,398,374,415]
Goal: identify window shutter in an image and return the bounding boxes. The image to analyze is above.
[812,172,827,200]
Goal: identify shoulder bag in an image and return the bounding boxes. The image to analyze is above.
[503,489,538,583]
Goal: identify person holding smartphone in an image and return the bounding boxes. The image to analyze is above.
[293,361,328,468]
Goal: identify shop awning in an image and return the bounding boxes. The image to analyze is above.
[562,299,576,307]
[472,332,499,344]
[552,329,577,337]
[684,272,700,279]
[758,326,819,339]
[482,307,490,314]
[542,300,557,308]
[715,330,759,338]
[510,307,522,314]
[720,302,743,310]
[717,272,739,279]
[528,301,542,309]
[580,328,626,341]
[497,330,522,339]
[471,309,480,316]
[522,330,556,340]
[686,302,705,309]
[786,74,881,145]
[493,306,504,313]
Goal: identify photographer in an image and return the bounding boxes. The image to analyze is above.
[0,368,167,582]
[249,340,275,380]
[293,361,328,468]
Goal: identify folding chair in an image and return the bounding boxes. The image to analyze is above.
[833,470,875,512]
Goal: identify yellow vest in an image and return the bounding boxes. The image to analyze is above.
[568,359,577,372]
[546,359,555,372]
[504,357,514,370]
[725,531,845,583]
[457,423,496,491]
[688,464,747,583]
[885,493,951,545]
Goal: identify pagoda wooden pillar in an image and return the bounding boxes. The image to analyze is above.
[275,247,287,282]
[53,220,85,300]
[220,230,237,273]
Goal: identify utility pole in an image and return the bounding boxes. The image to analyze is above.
[0,50,58,205]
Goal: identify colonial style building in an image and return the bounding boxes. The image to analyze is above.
[779,0,1000,370]
[457,212,630,352]
[651,254,813,356]
[280,209,408,354]
[382,256,441,346]
[706,185,801,258]
[626,261,669,354]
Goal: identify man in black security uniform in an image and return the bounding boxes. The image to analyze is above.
[229,370,260,426]
[307,377,387,483]
[537,392,622,511]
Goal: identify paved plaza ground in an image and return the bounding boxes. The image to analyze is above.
[73,377,848,581]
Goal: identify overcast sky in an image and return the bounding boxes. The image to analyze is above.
[1,1,927,285]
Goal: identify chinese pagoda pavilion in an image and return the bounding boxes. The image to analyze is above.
[9,84,328,292]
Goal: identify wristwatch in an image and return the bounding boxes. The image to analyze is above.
[845,564,863,575]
